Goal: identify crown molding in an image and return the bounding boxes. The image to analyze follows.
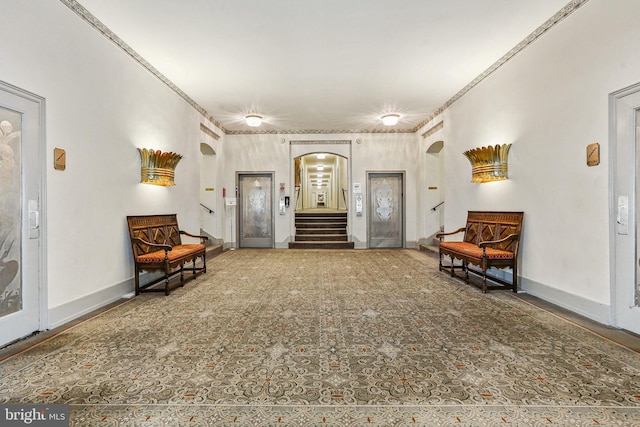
[226,128,415,135]
[64,0,589,136]
[412,0,590,133]
[421,121,444,139]
[60,0,228,134]
[290,140,352,145]
[200,123,220,140]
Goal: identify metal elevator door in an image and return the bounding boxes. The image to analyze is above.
[238,173,274,248]
[367,172,404,248]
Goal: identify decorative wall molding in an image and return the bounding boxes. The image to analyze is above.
[200,123,220,140]
[227,128,414,135]
[60,0,227,134]
[62,0,589,136]
[412,0,590,132]
[421,121,444,139]
[289,140,352,145]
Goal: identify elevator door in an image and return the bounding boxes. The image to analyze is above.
[367,172,404,248]
[238,173,274,248]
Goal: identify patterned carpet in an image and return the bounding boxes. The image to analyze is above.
[1,249,640,426]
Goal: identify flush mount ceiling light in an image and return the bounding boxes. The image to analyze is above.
[381,113,400,126]
[245,114,262,127]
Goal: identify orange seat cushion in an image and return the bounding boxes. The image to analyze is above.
[136,244,205,263]
[439,241,513,260]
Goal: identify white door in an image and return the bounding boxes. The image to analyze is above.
[612,83,640,334]
[0,82,44,346]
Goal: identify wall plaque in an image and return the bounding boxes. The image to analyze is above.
[587,142,600,167]
[54,148,66,171]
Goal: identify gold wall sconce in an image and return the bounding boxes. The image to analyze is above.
[463,143,512,183]
[138,148,183,186]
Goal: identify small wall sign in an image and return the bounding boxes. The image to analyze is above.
[587,143,600,167]
[54,147,66,171]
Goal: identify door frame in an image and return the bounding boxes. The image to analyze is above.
[0,80,47,345]
[610,81,640,332]
[236,171,275,248]
[366,171,406,248]
[290,140,352,242]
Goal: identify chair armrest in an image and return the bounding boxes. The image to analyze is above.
[478,233,519,248]
[131,237,173,252]
[436,227,466,241]
[180,230,210,244]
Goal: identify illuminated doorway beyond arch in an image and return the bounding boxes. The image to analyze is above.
[294,153,348,212]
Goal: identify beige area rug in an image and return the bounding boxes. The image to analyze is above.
[1,249,640,426]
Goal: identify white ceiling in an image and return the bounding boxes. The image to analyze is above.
[74,0,572,134]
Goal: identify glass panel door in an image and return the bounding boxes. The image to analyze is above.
[367,172,403,248]
[0,83,43,347]
[238,173,274,248]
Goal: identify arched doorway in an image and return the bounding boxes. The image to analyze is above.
[294,152,348,211]
[289,140,353,249]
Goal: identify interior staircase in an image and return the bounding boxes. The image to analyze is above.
[419,229,443,257]
[288,210,354,249]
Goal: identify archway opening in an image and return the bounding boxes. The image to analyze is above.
[294,152,348,211]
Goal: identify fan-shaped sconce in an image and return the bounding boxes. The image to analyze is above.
[463,144,512,183]
[138,148,183,186]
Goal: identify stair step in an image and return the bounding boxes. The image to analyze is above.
[296,216,347,222]
[295,234,348,242]
[296,222,347,228]
[288,241,355,249]
[292,211,352,250]
[295,212,347,217]
[296,228,346,235]
[419,244,439,256]
[205,244,224,260]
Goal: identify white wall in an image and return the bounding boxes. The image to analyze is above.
[441,0,640,322]
[1,1,204,326]
[224,133,421,248]
[351,133,421,247]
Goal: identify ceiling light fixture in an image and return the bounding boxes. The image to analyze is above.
[245,114,262,127]
[381,113,400,126]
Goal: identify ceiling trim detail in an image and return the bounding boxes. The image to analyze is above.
[60,0,228,134]
[412,0,590,132]
[422,121,444,139]
[290,140,352,145]
[200,123,220,141]
[63,0,589,136]
[229,129,413,136]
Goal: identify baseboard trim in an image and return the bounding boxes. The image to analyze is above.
[47,278,134,329]
[520,277,610,325]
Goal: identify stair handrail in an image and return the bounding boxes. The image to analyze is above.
[200,203,214,214]
[294,186,301,211]
[431,201,444,211]
[342,188,348,209]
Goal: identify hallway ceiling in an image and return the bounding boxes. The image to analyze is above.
[74,0,574,134]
